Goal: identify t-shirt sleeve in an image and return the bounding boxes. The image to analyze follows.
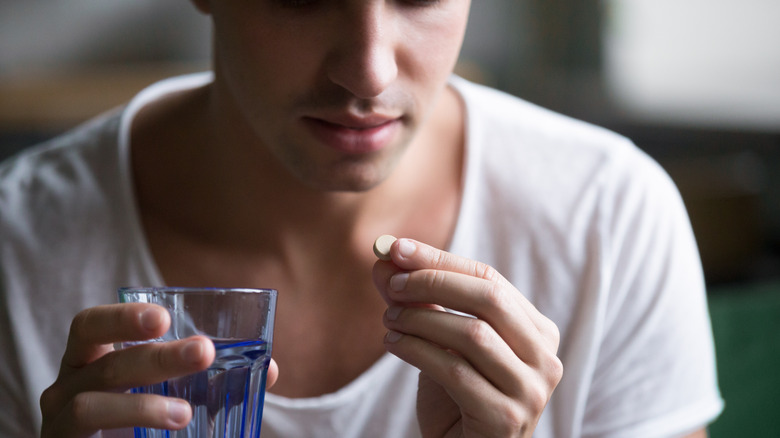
[581,148,724,438]
[0,261,38,438]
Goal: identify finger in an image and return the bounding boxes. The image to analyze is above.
[384,306,528,397]
[387,238,503,283]
[383,330,534,432]
[372,259,404,306]
[62,304,170,372]
[383,267,557,364]
[372,259,448,313]
[384,239,548,331]
[267,358,279,388]
[62,336,215,398]
[44,391,191,437]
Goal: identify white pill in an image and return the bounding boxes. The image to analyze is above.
[373,235,397,261]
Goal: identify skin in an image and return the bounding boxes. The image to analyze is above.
[38,0,708,436]
[373,239,562,436]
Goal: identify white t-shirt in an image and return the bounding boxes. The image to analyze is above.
[0,73,723,438]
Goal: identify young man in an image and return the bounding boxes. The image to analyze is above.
[0,1,722,437]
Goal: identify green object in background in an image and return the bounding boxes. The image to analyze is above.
[707,281,780,437]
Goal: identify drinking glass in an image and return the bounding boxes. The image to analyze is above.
[118,287,277,438]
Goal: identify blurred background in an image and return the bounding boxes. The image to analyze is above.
[1,1,778,435]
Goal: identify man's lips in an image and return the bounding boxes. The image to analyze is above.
[301,115,402,154]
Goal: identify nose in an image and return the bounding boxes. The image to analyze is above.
[325,5,399,99]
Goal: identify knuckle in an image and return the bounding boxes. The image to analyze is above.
[69,392,95,427]
[479,279,507,309]
[39,384,63,413]
[421,269,446,290]
[430,249,445,269]
[69,308,94,341]
[128,392,153,419]
[545,354,564,387]
[153,343,173,371]
[475,262,500,283]
[490,402,528,436]
[542,318,562,352]
[443,358,473,385]
[524,378,552,414]
[464,319,494,346]
[504,410,527,435]
[97,353,121,384]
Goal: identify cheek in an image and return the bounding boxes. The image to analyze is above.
[211,9,312,87]
[402,10,470,81]
[216,28,297,84]
[213,25,321,122]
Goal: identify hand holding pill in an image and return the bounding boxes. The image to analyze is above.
[371,237,563,438]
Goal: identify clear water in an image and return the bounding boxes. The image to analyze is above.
[132,339,271,438]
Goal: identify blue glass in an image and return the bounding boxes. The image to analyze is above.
[119,288,277,438]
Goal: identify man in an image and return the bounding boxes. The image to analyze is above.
[0,1,723,437]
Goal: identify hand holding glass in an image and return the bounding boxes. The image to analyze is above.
[118,287,277,438]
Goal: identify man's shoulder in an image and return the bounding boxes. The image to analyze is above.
[1,108,122,176]
[452,77,677,227]
[0,109,124,233]
[453,77,632,155]
[453,77,672,188]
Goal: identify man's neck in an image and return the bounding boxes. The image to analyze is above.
[130,79,465,276]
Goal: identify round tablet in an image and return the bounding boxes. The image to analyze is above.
[373,234,397,261]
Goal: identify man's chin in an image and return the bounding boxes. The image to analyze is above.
[301,162,394,193]
[309,174,387,193]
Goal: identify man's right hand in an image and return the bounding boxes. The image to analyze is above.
[39,303,215,437]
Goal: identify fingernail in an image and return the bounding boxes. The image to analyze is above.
[181,340,204,364]
[385,330,402,343]
[386,306,403,321]
[140,308,163,332]
[398,239,416,258]
[167,400,191,425]
[389,273,409,292]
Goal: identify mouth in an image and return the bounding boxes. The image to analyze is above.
[301,114,403,154]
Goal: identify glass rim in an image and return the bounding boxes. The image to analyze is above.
[118,287,277,296]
